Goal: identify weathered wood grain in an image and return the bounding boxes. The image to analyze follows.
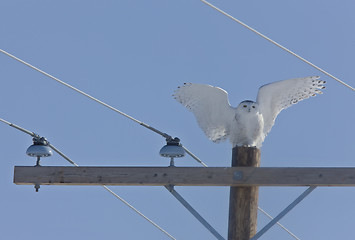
[13,166,355,186]
[228,147,260,240]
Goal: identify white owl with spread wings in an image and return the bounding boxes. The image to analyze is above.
[174,76,325,148]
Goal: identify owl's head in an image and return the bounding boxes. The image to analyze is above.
[237,100,259,113]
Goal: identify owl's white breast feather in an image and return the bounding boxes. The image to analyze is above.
[231,107,264,147]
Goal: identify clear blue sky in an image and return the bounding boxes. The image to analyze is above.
[1,1,354,239]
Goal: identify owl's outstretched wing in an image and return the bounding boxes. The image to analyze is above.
[257,76,325,136]
[174,83,236,142]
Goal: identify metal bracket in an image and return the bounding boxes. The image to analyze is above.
[250,186,317,240]
[164,186,225,240]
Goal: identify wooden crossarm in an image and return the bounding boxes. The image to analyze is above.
[13,166,355,186]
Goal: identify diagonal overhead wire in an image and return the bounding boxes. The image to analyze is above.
[182,146,208,167]
[0,49,208,167]
[200,0,355,92]
[257,206,300,240]
[0,49,170,139]
[100,185,176,240]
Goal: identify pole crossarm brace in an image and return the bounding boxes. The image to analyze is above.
[14,166,355,187]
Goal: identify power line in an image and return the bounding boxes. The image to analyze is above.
[0,49,170,139]
[0,118,176,240]
[257,207,300,240]
[102,185,176,240]
[0,49,208,167]
[200,0,355,92]
[182,146,208,167]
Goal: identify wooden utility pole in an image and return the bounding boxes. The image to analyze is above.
[228,146,260,240]
[14,157,355,239]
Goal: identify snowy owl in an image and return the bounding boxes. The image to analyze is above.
[173,76,325,148]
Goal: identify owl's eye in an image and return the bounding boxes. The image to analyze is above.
[243,105,247,108]
[252,106,255,108]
